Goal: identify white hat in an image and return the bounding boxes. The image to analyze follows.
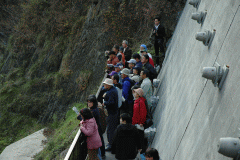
[121,68,130,75]
[103,78,113,86]
[130,75,140,83]
[127,59,137,64]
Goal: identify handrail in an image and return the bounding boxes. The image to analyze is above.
[64,129,81,160]
[96,73,108,97]
[64,72,108,160]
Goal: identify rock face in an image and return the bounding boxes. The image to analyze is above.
[0,0,185,153]
[151,0,240,159]
[0,0,186,123]
[0,129,47,160]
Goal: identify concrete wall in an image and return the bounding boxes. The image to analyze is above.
[152,0,240,159]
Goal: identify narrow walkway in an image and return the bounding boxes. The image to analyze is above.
[103,133,117,160]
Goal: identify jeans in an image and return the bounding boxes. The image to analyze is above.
[98,148,102,160]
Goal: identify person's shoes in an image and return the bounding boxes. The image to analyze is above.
[105,146,112,151]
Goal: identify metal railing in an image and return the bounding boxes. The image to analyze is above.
[64,73,108,160]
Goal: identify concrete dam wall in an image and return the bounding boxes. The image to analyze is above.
[152,0,240,159]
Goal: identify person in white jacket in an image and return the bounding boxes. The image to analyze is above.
[140,69,152,107]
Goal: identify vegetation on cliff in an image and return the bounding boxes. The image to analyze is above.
[0,0,186,157]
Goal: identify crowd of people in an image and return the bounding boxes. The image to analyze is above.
[77,17,165,160]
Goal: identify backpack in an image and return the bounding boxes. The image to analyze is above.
[127,78,136,101]
[143,98,153,129]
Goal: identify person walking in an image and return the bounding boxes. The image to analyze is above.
[79,108,102,160]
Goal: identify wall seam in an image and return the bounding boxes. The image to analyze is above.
[171,5,240,160]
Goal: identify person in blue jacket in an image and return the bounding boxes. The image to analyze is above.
[121,68,134,116]
[102,78,118,151]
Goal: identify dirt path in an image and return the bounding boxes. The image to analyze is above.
[0,129,47,160]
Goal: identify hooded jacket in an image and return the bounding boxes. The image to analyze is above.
[132,97,147,125]
[104,86,118,115]
[122,76,134,103]
[80,118,102,149]
[143,62,157,81]
[77,101,103,135]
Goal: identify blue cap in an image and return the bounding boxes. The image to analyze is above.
[114,63,123,68]
[140,44,147,51]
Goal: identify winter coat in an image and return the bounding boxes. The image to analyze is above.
[117,71,122,85]
[141,77,153,107]
[80,118,102,149]
[90,106,103,135]
[123,46,132,62]
[143,62,157,81]
[132,97,147,125]
[117,52,122,61]
[135,61,143,70]
[104,86,118,115]
[120,52,125,67]
[97,87,107,104]
[107,55,120,66]
[111,124,141,159]
[98,106,107,134]
[149,57,155,68]
[122,77,134,103]
[77,104,103,135]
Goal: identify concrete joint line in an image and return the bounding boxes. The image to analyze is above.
[213,5,240,65]
[171,6,240,160]
[171,80,208,160]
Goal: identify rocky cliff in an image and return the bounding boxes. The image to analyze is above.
[0,0,185,154]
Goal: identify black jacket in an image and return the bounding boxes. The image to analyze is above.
[123,47,132,62]
[153,24,166,40]
[104,86,118,115]
[143,62,157,81]
[111,124,141,159]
